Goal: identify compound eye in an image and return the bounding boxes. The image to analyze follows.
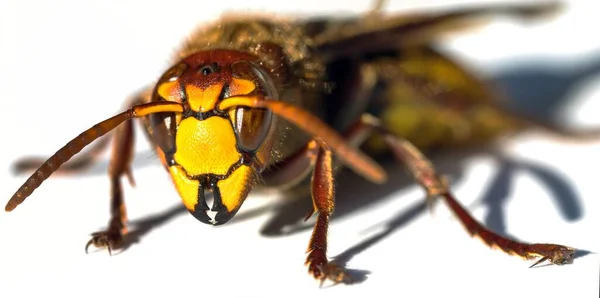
[230,61,278,153]
[148,112,176,155]
[149,63,187,155]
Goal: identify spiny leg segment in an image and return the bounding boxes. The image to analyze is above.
[301,119,389,285]
[303,140,350,285]
[359,113,575,267]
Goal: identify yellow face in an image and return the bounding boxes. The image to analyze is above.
[147,51,277,225]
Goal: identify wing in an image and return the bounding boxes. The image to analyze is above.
[299,1,562,61]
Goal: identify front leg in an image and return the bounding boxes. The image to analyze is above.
[5,96,182,255]
[84,90,151,255]
[85,116,136,255]
[304,140,351,286]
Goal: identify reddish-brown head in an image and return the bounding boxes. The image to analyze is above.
[147,50,278,225]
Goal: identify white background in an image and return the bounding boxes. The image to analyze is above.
[1,0,599,297]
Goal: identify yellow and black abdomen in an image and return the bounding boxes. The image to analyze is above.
[324,45,526,154]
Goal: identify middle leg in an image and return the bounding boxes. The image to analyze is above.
[303,140,351,286]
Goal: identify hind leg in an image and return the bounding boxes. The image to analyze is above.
[358,113,575,267]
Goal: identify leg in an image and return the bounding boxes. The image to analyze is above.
[219,94,573,281]
[359,113,574,266]
[304,140,351,286]
[220,96,379,284]
[83,90,153,254]
[85,117,136,254]
[302,123,380,285]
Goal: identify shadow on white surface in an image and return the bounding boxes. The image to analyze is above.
[2,0,600,297]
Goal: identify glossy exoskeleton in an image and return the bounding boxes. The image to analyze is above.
[7,1,588,285]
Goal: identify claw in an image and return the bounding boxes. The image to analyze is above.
[529,256,550,268]
[321,263,352,285]
[85,239,94,254]
[528,244,575,268]
[84,230,121,255]
[307,256,352,287]
[304,207,316,222]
